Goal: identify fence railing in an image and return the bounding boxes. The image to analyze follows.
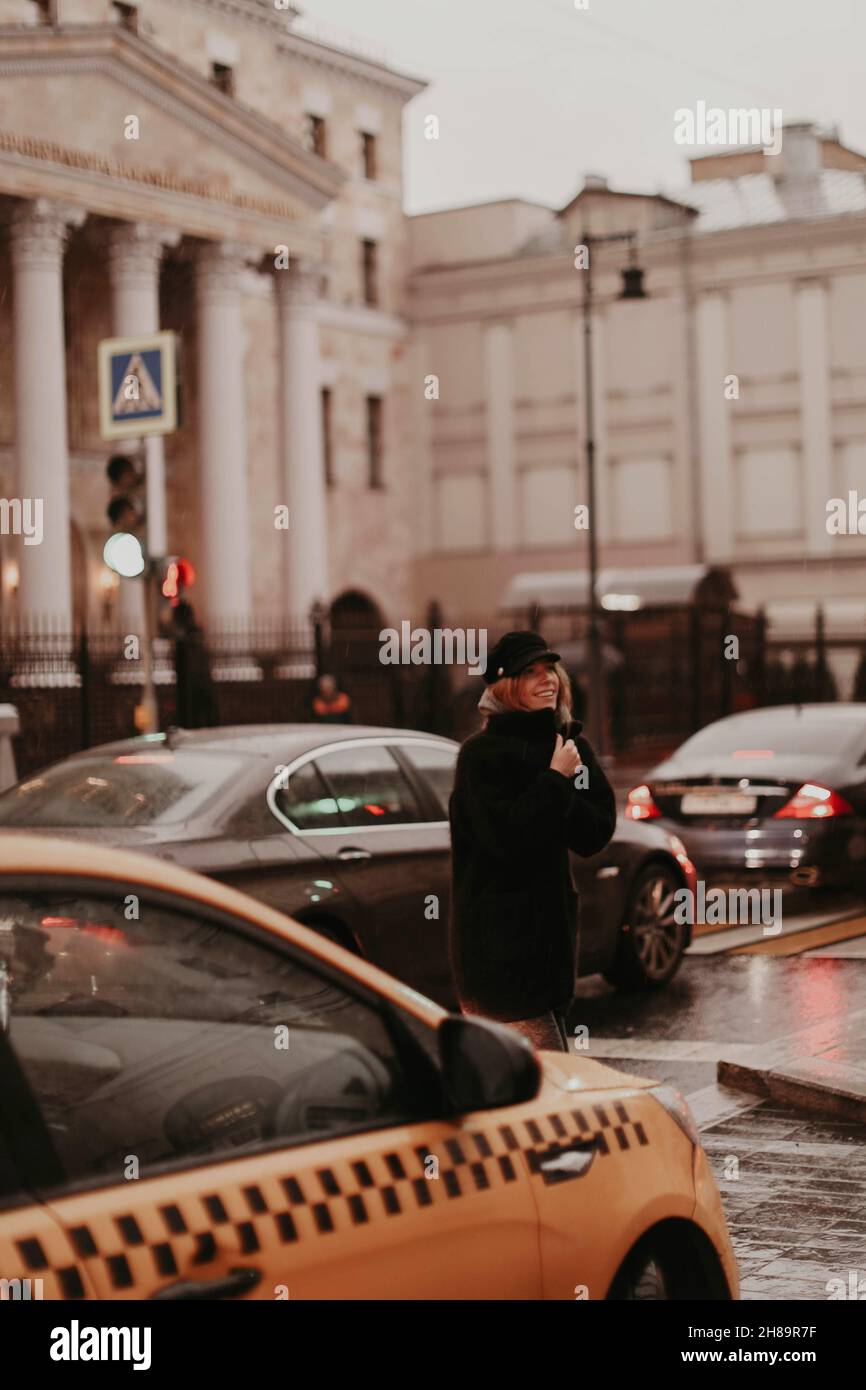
[2,608,863,778]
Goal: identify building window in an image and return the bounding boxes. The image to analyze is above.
[112,1,139,31]
[366,396,384,490]
[306,114,327,158]
[361,239,379,307]
[211,62,235,97]
[321,387,334,489]
[361,131,377,180]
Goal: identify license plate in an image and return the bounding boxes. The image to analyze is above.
[680,791,757,815]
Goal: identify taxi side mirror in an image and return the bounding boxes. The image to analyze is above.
[438,1015,541,1113]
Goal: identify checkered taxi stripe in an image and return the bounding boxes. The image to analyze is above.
[15,1101,649,1297]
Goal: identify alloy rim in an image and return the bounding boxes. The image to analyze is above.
[631,873,683,977]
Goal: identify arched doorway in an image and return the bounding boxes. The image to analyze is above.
[328,590,401,726]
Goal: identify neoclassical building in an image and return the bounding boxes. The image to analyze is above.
[407,122,866,687]
[0,0,424,631]
[3,1,866,688]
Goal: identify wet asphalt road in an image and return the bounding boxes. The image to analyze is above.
[564,950,866,1301]
[568,953,866,1094]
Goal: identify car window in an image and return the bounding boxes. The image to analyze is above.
[400,742,458,818]
[274,759,342,831]
[313,744,424,828]
[676,714,866,760]
[0,889,428,1192]
[0,750,245,828]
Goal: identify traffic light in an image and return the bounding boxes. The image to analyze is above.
[104,453,146,577]
[161,556,196,605]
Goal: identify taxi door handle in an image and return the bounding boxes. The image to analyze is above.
[151,1266,262,1300]
[337,847,372,860]
[539,1139,598,1180]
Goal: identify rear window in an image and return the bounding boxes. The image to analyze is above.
[400,742,458,817]
[0,751,246,828]
[676,714,866,761]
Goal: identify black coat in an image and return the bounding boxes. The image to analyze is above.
[448,706,617,1021]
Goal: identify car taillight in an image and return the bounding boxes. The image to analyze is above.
[773,783,854,819]
[625,784,662,821]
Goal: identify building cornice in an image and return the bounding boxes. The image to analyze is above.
[408,209,866,315]
[317,301,408,339]
[276,31,426,102]
[0,138,324,258]
[0,26,345,208]
[157,0,428,105]
[169,0,302,34]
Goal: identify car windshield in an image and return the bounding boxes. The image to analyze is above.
[675,713,866,761]
[0,750,246,828]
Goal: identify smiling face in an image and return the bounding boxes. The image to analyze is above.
[516,659,560,710]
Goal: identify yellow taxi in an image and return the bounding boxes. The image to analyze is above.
[0,836,738,1301]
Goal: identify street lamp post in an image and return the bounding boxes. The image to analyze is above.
[580,228,647,756]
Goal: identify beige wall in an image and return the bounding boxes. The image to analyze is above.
[410,200,555,269]
[408,209,866,620]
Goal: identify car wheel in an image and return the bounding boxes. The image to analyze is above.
[603,861,686,991]
[608,1250,671,1300]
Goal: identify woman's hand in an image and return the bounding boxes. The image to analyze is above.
[550,733,581,778]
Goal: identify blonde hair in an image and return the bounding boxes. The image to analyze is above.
[484,661,573,728]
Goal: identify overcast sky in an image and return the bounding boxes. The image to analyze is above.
[292,0,866,214]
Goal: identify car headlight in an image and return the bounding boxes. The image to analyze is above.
[649,1084,701,1147]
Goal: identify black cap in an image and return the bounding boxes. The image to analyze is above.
[483,631,561,685]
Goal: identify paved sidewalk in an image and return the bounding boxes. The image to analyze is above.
[698,1099,866,1301]
[718,1005,866,1124]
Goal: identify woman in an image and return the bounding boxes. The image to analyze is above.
[448,631,617,1052]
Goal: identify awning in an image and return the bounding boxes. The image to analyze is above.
[764,599,866,639]
[502,564,719,611]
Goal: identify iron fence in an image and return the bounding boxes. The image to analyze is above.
[1,605,862,779]
[0,617,411,777]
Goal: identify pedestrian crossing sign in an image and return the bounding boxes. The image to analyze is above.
[98,331,178,439]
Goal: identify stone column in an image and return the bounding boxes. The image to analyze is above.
[484,319,517,549]
[276,260,330,621]
[10,198,85,627]
[107,222,180,631]
[195,241,253,626]
[796,279,834,556]
[695,290,734,562]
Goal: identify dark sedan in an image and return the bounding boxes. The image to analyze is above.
[626,703,866,892]
[0,724,697,1004]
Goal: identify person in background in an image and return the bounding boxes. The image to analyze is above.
[448,631,617,1053]
[310,673,353,724]
[172,600,219,729]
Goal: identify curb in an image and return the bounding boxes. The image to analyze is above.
[717,1057,866,1125]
